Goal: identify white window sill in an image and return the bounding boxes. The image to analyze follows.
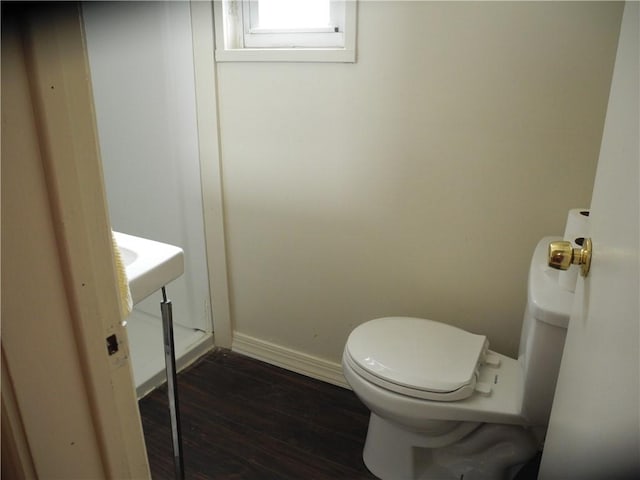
[214,47,356,63]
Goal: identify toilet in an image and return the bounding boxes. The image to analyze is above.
[342,236,574,480]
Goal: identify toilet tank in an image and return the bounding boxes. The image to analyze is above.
[517,237,574,426]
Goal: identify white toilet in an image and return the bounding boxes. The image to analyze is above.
[342,236,573,480]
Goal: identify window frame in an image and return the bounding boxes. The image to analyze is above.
[213,0,357,63]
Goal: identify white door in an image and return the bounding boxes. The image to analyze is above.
[539,3,639,479]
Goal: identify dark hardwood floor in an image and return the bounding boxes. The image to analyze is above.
[138,348,377,479]
[139,348,541,480]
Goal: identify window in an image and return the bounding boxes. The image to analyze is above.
[214,0,357,62]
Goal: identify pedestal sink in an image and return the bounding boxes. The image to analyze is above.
[113,231,184,305]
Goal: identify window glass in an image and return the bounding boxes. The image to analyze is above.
[257,0,330,29]
[213,0,357,63]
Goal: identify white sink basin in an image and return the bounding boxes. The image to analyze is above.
[113,232,184,305]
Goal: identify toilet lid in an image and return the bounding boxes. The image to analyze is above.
[346,317,488,401]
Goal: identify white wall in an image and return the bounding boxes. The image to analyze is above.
[83,2,211,331]
[216,1,623,362]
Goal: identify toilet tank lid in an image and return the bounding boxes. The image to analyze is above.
[528,237,574,329]
[346,317,488,395]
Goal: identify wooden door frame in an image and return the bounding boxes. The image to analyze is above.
[2,4,149,477]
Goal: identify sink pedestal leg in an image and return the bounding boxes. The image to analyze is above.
[161,286,185,480]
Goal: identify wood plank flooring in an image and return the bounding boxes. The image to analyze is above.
[138,348,376,479]
[139,348,541,480]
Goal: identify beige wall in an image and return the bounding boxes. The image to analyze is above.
[217,1,623,362]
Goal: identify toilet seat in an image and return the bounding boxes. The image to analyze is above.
[345,317,489,401]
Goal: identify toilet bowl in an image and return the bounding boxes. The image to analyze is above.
[342,237,574,480]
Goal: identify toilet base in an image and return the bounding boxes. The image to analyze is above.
[362,413,538,480]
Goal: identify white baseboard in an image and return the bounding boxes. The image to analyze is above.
[231,332,350,389]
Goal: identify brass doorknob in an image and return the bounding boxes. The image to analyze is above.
[548,238,592,277]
